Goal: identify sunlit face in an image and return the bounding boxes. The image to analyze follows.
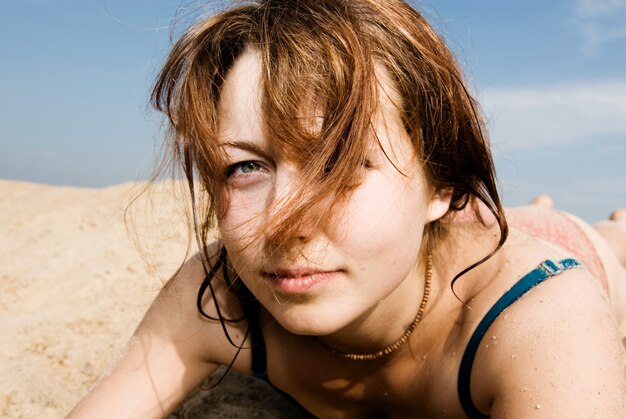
[217,50,450,337]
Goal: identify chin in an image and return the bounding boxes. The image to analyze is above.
[267,303,350,337]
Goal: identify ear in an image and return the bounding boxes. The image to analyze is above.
[426,187,453,223]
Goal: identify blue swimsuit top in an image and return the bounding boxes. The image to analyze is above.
[246,258,582,418]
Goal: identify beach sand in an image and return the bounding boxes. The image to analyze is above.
[1,180,624,418]
[0,180,306,418]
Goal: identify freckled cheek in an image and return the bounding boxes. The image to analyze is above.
[217,189,270,248]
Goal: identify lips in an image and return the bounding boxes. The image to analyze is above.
[262,268,340,294]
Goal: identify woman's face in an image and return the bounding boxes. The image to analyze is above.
[217,50,450,337]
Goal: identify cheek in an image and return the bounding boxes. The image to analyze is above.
[217,189,269,259]
[336,173,428,259]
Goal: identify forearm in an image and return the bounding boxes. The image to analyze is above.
[67,335,217,418]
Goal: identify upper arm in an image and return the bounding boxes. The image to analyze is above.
[69,246,248,418]
[478,269,625,418]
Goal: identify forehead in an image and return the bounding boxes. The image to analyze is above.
[217,49,264,143]
[216,49,415,165]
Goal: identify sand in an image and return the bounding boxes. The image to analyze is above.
[0,180,306,418]
[2,180,624,418]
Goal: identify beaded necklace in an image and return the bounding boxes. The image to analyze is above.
[315,254,432,361]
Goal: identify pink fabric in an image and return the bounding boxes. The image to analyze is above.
[505,207,608,291]
[445,204,608,291]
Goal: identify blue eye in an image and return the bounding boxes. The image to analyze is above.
[239,161,263,173]
[225,161,265,177]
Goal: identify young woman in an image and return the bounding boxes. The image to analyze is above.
[69,0,626,417]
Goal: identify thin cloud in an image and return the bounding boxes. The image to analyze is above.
[573,0,626,53]
[575,0,626,17]
[480,80,626,150]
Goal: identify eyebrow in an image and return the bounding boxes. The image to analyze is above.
[221,140,272,160]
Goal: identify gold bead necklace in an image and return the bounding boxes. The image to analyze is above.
[315,254,432,361]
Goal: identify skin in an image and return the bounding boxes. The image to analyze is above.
[68,51,626,418]
[217,51,450,352]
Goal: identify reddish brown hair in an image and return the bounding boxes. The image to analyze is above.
[152,0,508,294]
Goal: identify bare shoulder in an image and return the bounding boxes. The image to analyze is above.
[473,265,624,418]
[561,211,626,322]
[157,243,244,323]
[68,242,250,418]
[144,241,249,366]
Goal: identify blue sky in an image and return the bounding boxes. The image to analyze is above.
[1,0,625,222]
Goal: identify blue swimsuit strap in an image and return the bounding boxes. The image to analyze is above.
[248,301,316,417]
[457,258,582,418]
[249,302,268,380]
[227,255,313,416]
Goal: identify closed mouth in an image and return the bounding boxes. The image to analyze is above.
[261,268,341,293]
